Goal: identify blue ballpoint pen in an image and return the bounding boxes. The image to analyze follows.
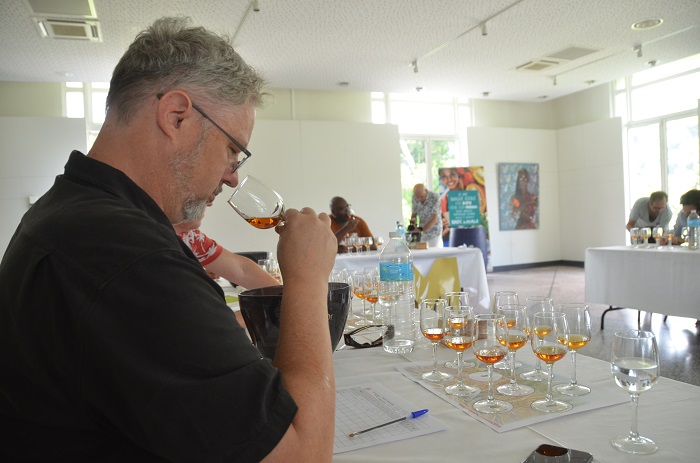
[347,409,429,437]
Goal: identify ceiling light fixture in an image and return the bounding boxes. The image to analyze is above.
[635,44,643,58]
[482,91,490,97]
[646,60,659,67]
[411,60,418,73]
[631,19,663,30]
[253,0,260,12]
[552,76,557,86]
[480,22,488,37]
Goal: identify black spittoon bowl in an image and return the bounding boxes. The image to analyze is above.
[238,282,351,360]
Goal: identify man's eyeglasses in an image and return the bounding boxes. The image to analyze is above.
[343,325,384,349]
[156,93,252,174]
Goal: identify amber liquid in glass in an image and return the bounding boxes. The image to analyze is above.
[245,216,282,229]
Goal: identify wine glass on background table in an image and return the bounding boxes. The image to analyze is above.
[653,226,664,245]
[640,227,651,246]
[443,306,479,398]
[629,227,640,246]
[554,303,591,396]
[491,291,521,370]
[520,296,555,382]
[420,299,452,382]
[530,312,571,413]
[497,304,534,396]
[472,313,512,414]
[611,329,660,455]
[227,175,284,229]
[443,292,474,369]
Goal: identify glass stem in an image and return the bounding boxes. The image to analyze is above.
[569,350,578,386]
[545,363,554,402]
[487,365,495,402]
[431,341,439,373]
[509,350,517,385]
[534,356,542,371]
[629,393,640,439]
[456,351,463,385]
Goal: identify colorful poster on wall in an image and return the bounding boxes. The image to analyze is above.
[498,163,539,230]
[437,166,489,258]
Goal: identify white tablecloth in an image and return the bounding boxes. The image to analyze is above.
[584,245,700,319]
[332,344,700,462]
[334,247,490,311]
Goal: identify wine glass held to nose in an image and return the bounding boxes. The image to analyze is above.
[228,175,285,229]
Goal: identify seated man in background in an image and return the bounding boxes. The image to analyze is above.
[660,189,700,245]
[329,196,374,252]
[626,191,672,239]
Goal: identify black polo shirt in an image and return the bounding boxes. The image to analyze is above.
[0,151,296,462]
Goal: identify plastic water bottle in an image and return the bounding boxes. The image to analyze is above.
[688,210,700,250]
[379,231,416,354]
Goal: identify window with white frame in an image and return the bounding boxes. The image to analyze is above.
[63,82,109,150]
[614,54,700,222]
[371,92,471,222]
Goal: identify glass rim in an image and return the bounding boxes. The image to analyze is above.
[614,329,655,339]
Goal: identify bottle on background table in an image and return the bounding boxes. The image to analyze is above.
[687,210,699,250]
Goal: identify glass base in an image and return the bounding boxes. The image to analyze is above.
[445,359,475,369]
[531,398,572,413]
[611,435,658,454]
[520,369,549,382]
[497,383,534,396]
[554,383,591,396]
[473,398,513,414]
[422,370,453,382]
[445,383,480,398]
[494,360,522,370]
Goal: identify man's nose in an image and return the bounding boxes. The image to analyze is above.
[222,169,239,188]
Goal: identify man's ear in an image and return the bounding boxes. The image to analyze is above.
[155,90,194,141]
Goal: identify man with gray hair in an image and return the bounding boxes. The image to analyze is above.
[0,17,336,462]
[626,190,672,233]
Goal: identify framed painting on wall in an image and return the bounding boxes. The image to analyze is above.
[498,163,539,230]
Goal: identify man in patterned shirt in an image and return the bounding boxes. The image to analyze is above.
[174,214,279,290]
[410,183,443,248]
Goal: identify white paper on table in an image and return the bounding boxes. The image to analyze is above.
[334,382,448,454]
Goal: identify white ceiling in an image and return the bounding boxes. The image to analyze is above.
[1,0,700,102]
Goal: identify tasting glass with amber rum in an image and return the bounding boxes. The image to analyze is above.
[490,291,520,370]
[228,175,285,229]
[420,299,452,382]
[472,314,512,414]
[443,306,479,398]
[496,304,534,396]
[520,296,555,382]
[443,292,474,369]
[611,329,660,455]
[530,312,571,413]
[554,303,591,396]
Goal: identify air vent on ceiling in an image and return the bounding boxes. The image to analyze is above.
[34,18,101,41]
[25,0,96,18]
[516,59,561,71]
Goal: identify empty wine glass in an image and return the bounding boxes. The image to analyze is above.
[227,175,285,229]
[443,306,479,398]
[420,299,452,382]
[497,304,534,396]
[443,292,475,369]
[472,313,512,414]
[554,303,591,396]
[491,291,521,370]
[531,312,571,413]
[611,329,660,454]
[520,296,554,382]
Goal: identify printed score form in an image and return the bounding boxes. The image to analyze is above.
[334,382,447,454]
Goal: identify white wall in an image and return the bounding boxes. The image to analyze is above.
[557,118,626,259]
[186,120,403,256]
[468,127,561,267]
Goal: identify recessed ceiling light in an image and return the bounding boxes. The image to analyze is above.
[631,19,663,30]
